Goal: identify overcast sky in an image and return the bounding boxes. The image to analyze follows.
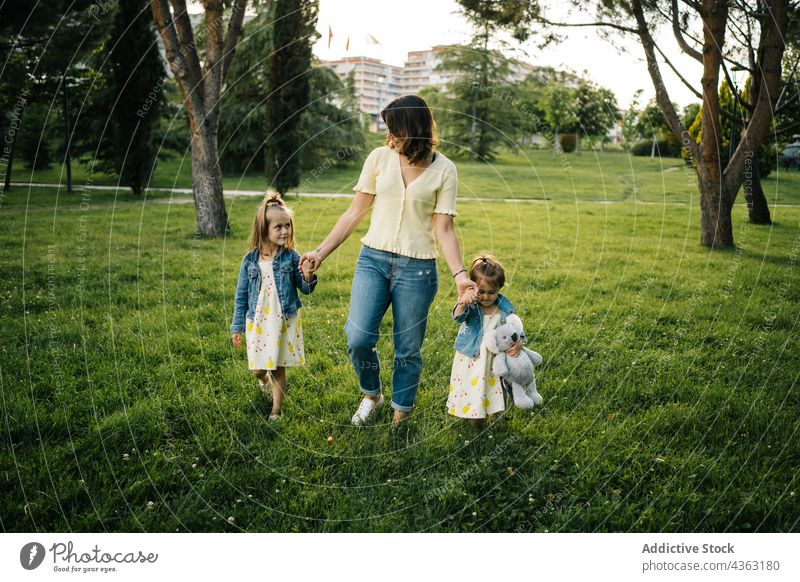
[312,0,704,109]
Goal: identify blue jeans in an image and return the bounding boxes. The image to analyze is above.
[344,246,438,412]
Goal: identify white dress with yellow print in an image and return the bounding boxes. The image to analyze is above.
[245,259,304,370]
[447,313,505,419]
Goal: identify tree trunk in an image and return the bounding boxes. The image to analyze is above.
[698,174,733,248]
[3,139,13,191]
[469,88,477,163]
[150,0,247,237]
[191,126,228,236]
[744,155,772,224]
[552,126,559,159]
[576,133,583,156]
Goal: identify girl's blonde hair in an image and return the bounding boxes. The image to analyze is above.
[249,191,295,251]
[469,253,506,289]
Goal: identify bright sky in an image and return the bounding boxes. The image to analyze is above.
[312,0,704,109]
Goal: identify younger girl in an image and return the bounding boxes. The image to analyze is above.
[230,192,317,420]
[447,254,520,426]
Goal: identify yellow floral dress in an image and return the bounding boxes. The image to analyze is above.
[245,259,304,371]
[447,313,505,419]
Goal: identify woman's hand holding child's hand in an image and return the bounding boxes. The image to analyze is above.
[299,251,322,274]
[299,258,315,282]
[231,333,242,348]
[455,274,478,305]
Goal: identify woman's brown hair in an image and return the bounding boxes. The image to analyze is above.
[381,94,439,165]
[249,191,295,252]
[469,253,506,289]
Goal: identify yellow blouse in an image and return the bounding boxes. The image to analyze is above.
[353,146,458,259]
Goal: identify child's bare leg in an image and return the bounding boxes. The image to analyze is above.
[251,369,268,382]
[252,369,271,394]
[271,366,287,416]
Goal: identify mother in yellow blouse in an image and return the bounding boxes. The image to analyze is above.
[300,95,477,425]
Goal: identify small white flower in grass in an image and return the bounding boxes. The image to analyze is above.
[227,516,235,524]
[146,501,154,509]
[248,494,253,499]
[464,440,470,445]
[791,492,796,497]
[122,453,129,462]
[275,489,280,493]
[191,463,197,469]
[236,498,242,503]
[386,479,392,483]
[488,435,493,439]
[472,511,477,516]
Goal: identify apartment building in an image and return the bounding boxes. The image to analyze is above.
[320,47,542,125]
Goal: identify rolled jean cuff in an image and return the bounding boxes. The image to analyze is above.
[360,386,381,397]
[390,400,414,413]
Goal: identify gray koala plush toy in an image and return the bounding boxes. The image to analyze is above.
[485,314,543,409]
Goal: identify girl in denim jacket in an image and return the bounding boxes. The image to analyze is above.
[447,254,521,427]
[230,193,317,420]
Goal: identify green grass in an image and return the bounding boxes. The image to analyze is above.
[15,147,800,206]
[1,174,799,532]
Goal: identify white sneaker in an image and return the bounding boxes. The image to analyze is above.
[351,394,384,426]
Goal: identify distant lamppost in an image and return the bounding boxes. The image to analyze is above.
[62,72,73,193]
[377,74,386,131]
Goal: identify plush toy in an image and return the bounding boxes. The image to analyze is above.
[485,313,543,409]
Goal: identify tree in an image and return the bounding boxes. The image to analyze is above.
[264,0,319,194]
[427,43,519,162]
[540,80,576,158]
[89,0,166,194]
[0,0,103,192]
[149,0,249,236]
[574,80,618,155]
[218,9,364,176]
[459,0,790,248]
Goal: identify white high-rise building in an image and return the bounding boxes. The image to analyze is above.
[320,47,543,122]
[321,56,404,120]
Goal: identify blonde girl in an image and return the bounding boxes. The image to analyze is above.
[230,192,317,420]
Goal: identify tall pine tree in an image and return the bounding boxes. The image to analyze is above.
[264,0,319,194]
[106,0,166,194]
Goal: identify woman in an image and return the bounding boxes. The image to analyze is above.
[300,95,477,425]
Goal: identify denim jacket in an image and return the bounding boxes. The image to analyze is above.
[452,294,515,357]
[230,247,317,333]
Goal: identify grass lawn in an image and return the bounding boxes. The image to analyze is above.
[16,146,800,205]
[1,173,799,531]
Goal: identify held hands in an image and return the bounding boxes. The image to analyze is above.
[299,256,315,282]
[299,250,323,275]
[455,272,478,305]
[231,333,242,348]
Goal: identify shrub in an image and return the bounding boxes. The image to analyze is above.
[631,139,682,157]
[559,133,576,153]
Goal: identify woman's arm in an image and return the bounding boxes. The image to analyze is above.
[300,192,374,271]
[434,213,478,303]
